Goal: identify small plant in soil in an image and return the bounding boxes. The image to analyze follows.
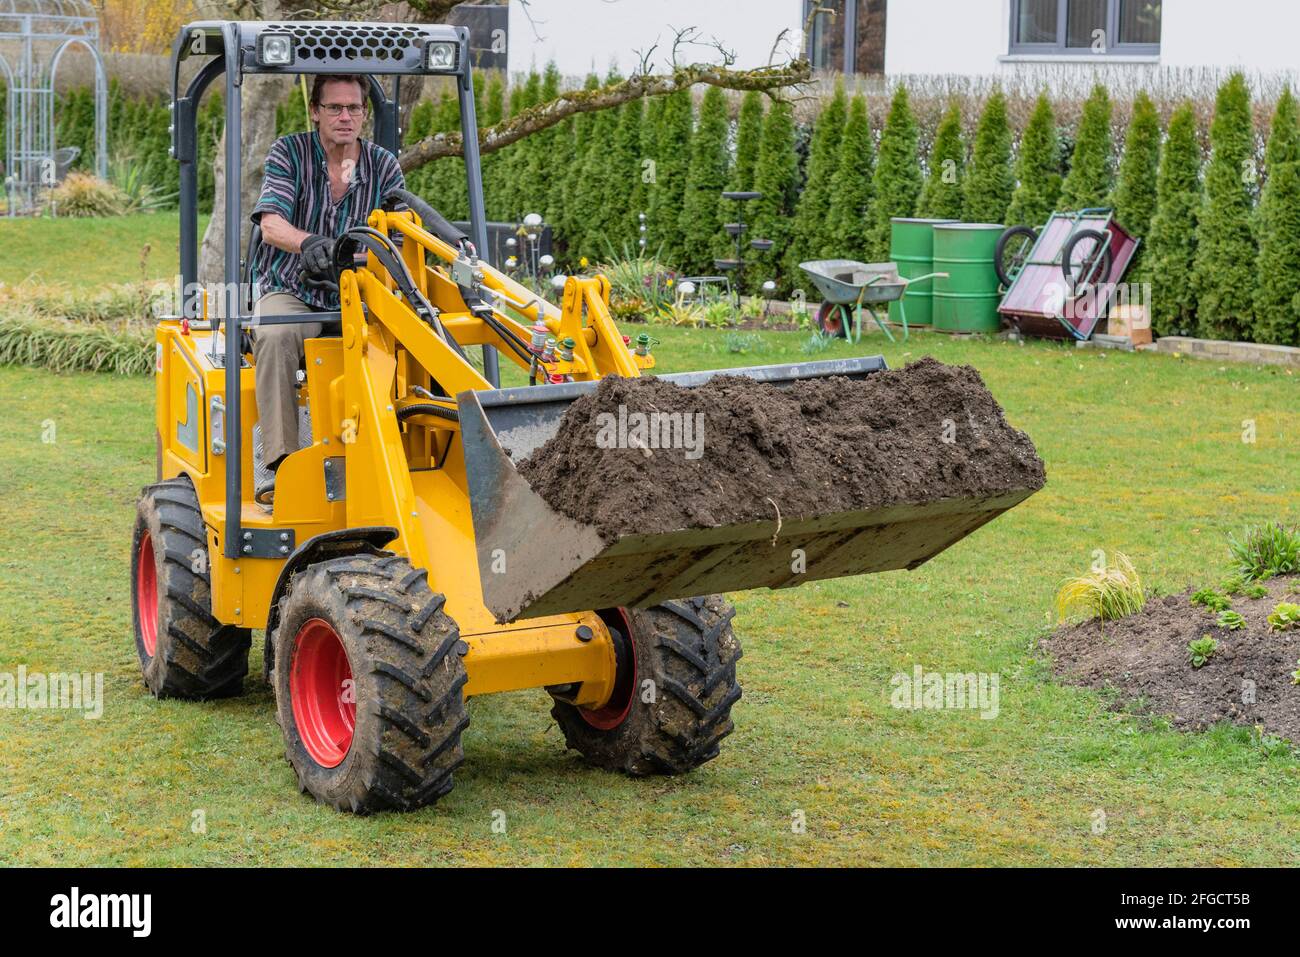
[1267,602,1300,632]
[1228,521,1300,581]
[1243,583,1270,600]
[1216,609,1247,630]
[1292,659,1300,685]
[1188,635,1218,668]
[1191,588,1231,613]
[1054,553,1145,623]
[1219,575,1245,596]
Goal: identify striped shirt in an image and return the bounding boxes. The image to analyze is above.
[251,130,407,310]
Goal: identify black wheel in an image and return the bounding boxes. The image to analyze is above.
[817,301,849,338]
[1061,228,1113,293]
[550,596,742,776]
[131,477,251,699]
[994,225,1038,288]
[270,551,469,813]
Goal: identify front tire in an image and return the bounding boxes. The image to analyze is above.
[551,596,742,775]
[271,552,469,813]
[130,477,251,699]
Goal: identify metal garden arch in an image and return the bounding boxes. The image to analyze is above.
[0,0,107,214]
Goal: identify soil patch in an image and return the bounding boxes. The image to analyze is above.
[1042,577,1300,742]
[516,356,1046,544]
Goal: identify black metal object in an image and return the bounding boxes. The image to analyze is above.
[237,525,297,558]
[168,19,491,560]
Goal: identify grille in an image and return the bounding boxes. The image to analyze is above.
[264,22,429,64]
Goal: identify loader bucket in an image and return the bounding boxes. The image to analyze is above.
[457,358,1041,623]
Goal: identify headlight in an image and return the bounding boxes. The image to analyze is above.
[425,40,458,72]
[257,33,294,66]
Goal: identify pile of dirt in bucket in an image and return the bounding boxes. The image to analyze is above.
[516,356,1046,544]
[1042,576,1300,742]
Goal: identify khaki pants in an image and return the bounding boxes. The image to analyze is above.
[252,292,321,467]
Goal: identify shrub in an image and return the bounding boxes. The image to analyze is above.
[1111,91,1160,245]
[963,91,1013,224]
[1054,552,1145,622]
[1252,87,1300,346]
[1006,92,1061,228]
[680,87,732,277]
[0,310,153,375]
[1228,521,1300,580]
[825,94,875,262]
[867,86,922,259]
[748,99,799,287]
[918,103,964,221]
[786,83,848,281]
[1058,85,1113,210]
[1192,73,1257,341]
[44,172,127,217]
[1146,103,1202,337]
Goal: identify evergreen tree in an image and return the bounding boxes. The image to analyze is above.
[784,82,847,280]
[1111,91,1161,247]
[572,73,625,257]
[1058,84,1114,210]
[648,89,694,268]
[919,103,964,220]
[1252,87,1300,345]
[679,86,731,275]
[497,70,541,220]
[748,98,799,289]
[1191,72,1256,340]
[628,93,663,250]
[1006,92,1061,227]
[480,71,507,216]
[1146,102,1203,337]
[519,63,562,226]
[963,92,1013,223]
[867,85,922,259]
[825,93,874,261]
[713,90,765,261]
[557,72,601,257]
[602,97,644,252]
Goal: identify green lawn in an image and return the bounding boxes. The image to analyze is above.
[2,320,1298,866]
[0,212,206,289]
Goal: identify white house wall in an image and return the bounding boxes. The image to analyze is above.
[505,0,804,80]
[883,0,1300,89]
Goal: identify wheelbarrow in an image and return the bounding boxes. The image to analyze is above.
[799,260,948,342]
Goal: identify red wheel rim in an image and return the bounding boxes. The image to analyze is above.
[817,301,845,336]
[579,608,637,731]
[290,618,356,768]
[136,531,159,658]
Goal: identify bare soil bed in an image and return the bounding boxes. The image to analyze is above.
[1043,576,1300,742]
[517,356,1046,544]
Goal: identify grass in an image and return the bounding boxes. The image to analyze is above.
[3,217,1300,865]
[0,212,206,289]
[1053,553,1145,623]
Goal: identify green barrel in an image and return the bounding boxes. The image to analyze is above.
[888,217,956,328]
[932,223,1004,333]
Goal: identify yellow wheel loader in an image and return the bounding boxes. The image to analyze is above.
[133,19,1040,813]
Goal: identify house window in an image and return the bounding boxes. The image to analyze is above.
[805,1,888,75]
[1010,0,1160,55]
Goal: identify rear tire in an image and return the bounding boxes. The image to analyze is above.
[130,477,251,699]
[550,596,742,775]
[271,551,469,813]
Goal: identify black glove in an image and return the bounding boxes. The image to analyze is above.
[299,233,335,278]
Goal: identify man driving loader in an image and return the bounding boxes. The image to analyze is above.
[249,73,407,505]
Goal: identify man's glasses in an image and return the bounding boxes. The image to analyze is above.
[319,103,366,117]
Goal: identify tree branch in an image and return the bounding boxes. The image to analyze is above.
[399,58,811,170]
